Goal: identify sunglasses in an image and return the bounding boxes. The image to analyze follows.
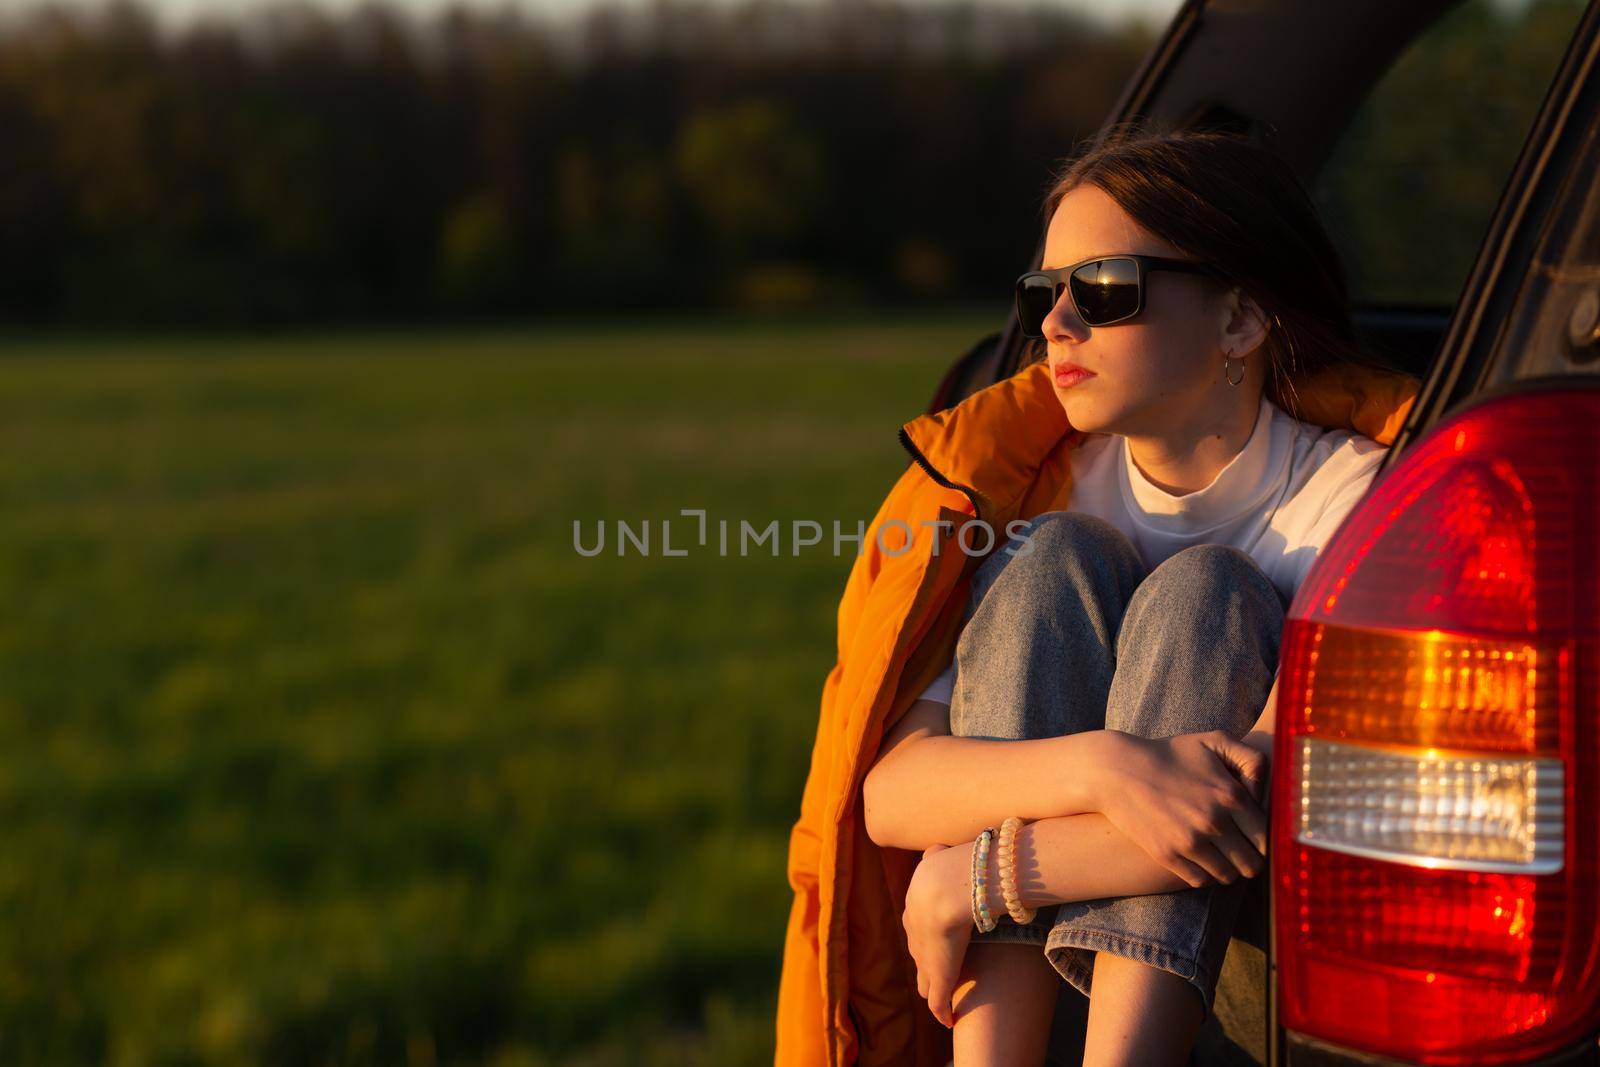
[1014,254,1227,336]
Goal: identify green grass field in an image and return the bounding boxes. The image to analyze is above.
[0,310,1002,1065]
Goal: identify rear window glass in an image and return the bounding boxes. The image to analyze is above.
[1311,0,1588,307]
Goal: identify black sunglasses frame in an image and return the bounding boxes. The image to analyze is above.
[1014,254,1228,336]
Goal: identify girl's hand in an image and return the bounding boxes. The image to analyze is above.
[1240,728,1275,814]
[1097,729,1270,888]
[902,842,976,1029]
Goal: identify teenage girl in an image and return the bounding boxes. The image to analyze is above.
[862,127,1404,1067]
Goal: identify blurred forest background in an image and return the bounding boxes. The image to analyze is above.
[0,0,1155,327]
[0,0,1588,1064]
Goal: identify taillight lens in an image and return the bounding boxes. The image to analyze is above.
[1273,389,1600,1065]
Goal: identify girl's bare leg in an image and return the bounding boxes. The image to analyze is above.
[951,941,1058,1066]
[1081,952,1203,1067]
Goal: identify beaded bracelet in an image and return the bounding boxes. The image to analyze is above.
[998,816,1037,925]
[969,831,983,930]
[970,826,998,933]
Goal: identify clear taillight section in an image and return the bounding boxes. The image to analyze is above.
[1296,737,1565,872]
[1273,389,1600,1065]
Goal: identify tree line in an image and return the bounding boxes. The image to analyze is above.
[0,0,1154,327]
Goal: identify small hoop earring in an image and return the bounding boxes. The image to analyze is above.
[1224,352,1245,387]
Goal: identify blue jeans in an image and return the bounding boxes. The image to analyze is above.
[948,511,1283,1018]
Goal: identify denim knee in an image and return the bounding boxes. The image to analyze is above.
[1001,510,1138,567]
[953,511,1145,630]
[1123,542,1281,638]
[950,510,1145,742]
[1106,542,1284,740]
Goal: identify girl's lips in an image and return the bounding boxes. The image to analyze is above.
[1054,365,1095,387]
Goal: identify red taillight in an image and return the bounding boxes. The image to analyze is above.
[1273,389,1600,1065]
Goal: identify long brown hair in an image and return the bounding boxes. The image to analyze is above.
[1033,121,1400,421]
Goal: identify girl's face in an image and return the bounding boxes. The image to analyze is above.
[1038,183,1240,437]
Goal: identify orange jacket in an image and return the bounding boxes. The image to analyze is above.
[773,355,1422,1066]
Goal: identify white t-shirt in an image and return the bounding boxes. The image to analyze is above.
[915,391,1387,705]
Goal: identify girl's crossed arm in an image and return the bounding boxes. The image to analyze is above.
[863,667,1279,891]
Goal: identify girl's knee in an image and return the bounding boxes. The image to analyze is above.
[1150,542,1256,583]
[1005,511,1129,564]
[1133,543,1283,622]
[977,511,1140,591]
[968,511,1141,619]
[1108,545,1284,738]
